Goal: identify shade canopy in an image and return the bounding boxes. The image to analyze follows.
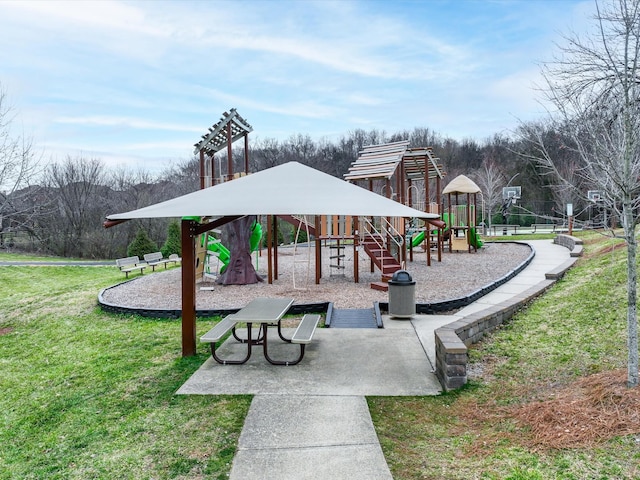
[442,174,481,194]
[106,162,439,221]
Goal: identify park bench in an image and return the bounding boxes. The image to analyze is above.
[143,252,171,271]
[531,223,556,233]
[168,253,182,265]
[491,224,519,235]
[115,256,147,278]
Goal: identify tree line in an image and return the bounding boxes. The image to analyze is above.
[1,85,599,260]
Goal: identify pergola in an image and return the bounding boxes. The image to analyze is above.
[105,162,439,357]
[193,108,253,189]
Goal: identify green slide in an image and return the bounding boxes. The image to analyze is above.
[207,239,231,273]
[469,227,483,248]
[411,230,426,248]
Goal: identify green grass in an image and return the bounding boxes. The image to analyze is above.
[369,230,640,479]
[0,265,250,479]
[0,252,88,262]
[3,234,639,479]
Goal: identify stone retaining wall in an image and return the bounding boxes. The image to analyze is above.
[435,235,583,391]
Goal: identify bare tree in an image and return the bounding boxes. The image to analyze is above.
[472,159,506,230]
[0,84,44,246]
[519,0,640,387]
[40,156,107,257]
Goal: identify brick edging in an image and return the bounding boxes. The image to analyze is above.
[435,237,581,391]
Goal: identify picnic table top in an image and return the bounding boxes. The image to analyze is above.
[231,297,294,324]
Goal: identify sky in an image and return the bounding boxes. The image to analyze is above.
[0,0,597,173]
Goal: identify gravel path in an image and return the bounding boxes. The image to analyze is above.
[101,241,532,310]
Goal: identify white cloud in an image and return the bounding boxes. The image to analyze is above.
[0,0,597,167]
[54,115,202,133]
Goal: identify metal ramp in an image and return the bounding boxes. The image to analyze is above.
[326,303,383,328]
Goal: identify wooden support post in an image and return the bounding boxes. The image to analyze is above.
[426,166,430,210]
[199,150,205,190]
[353,216,359,283]
[244,134,249,174]
[467,193,472,253]
[315,215,322,284]
[227,122,233,181]
[267,215,273,284]
[426,221,431,266]
[181,219,197,357]
[210,154,215,186]
[273,216,279,280]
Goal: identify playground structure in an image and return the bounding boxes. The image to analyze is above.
[197,221,263,281]
[442,175,483,253]
[194,108,253,188]
[187,112,454,292]
[343,141,447,290]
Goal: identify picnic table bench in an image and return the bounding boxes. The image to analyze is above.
[200,298,319,366]
[115,256,147,278]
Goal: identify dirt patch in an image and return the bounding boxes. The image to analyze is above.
[0,327,14,336]
[458,369,640,452]
[511,369,640,449]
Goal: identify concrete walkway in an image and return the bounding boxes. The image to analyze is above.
[176,240,573,480]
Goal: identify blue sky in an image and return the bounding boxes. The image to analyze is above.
[0,0,595,172]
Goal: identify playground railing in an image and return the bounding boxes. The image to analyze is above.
[360,216,405,271]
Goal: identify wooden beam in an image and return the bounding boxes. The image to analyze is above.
[315,215,321,284]
[267,215,273,284]
[193,215,243,236]
[353,216,359,283]
[181,219,197,357]
[199,150,205,190]
[103,218,129,228]
[226,122,233,181]
[244,134,249,174]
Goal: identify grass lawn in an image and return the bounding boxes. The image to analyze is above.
[0,265,250,479]
[2,231,640,479]
[369,230,640,479]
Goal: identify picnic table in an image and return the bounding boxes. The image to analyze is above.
[201,297,320,366]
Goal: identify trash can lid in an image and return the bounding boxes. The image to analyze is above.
[388,269,415,285]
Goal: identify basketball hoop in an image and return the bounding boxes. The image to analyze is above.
[502,186,521,204]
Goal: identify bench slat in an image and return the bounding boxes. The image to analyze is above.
[201,316,237,343]
[291,314,320,344]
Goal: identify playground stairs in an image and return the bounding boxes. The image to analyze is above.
[361,234,402,292]
[277,214,317,237]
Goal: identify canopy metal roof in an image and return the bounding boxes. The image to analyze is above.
[106,162,439,221]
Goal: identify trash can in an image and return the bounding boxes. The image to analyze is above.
[388,270,416,319]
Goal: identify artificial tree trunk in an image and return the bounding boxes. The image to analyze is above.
[216,216,263,285]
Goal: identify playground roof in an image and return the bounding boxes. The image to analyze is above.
[442,174,481,194]
[403,147,445,181]
[343,141,409,181]
[106,162,439,221]
[193,108,253,156]
[343,141,445,182]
